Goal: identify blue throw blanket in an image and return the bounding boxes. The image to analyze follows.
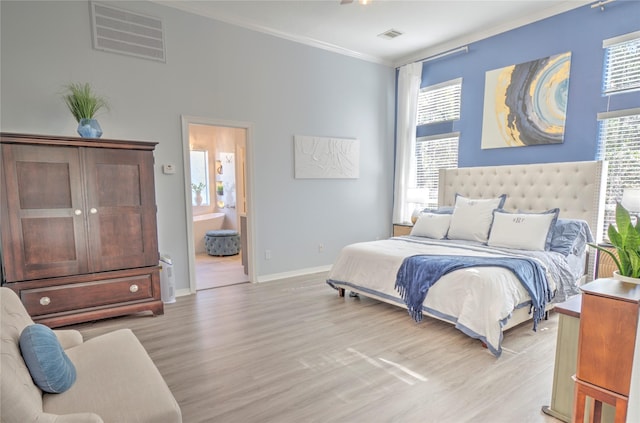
[395,255,551,330]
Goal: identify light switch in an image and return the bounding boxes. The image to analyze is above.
[162,164,176,174]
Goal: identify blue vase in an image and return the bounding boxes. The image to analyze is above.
[77,118,103,138]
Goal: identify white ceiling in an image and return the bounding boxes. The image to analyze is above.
[155,0,591,67]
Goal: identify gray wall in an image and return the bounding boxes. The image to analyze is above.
[0,1,395,290]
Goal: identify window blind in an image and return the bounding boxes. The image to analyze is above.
[596,110,640,239]
[603,31,640,95]
[412,133,459,210]
[417,78,462,125]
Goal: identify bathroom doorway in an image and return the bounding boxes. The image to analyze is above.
[181,116,253,292]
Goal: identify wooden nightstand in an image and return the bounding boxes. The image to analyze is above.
[573,278,640,423]
[393,224,412,237]
[542,295,615,422]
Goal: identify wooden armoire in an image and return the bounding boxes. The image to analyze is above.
[0,133,163,327]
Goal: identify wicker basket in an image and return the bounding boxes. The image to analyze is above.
[596,245,619,279]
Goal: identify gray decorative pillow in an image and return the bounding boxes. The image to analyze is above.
[549,219,594,256]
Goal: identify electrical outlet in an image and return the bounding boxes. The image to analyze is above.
[318,243,324,253]
[265,249,271,260]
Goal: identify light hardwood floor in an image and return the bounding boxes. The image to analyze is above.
[195,253,249,290]
[70,272,563,423]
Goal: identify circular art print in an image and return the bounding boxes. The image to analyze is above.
[481,52,571,149]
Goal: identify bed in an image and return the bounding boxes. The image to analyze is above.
[327,160,607,356]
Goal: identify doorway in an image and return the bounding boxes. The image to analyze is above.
[181,116,254,292]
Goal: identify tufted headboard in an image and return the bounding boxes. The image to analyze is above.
[438,161,607,280]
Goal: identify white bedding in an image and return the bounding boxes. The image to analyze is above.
[327,236,579,356]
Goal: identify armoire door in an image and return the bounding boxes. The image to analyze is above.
[1,144,89,281]
[83,147,159,272]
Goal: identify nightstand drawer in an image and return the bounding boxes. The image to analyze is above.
[22,274,154,316]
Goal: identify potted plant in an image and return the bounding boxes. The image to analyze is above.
[62,83,109,138]
[590,202,640,283]
[191,182,206,206]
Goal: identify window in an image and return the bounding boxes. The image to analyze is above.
[402,77,462,222]
[598,30,640,240]
[603,31,640,95]
[190,150,210,206]
[411,133,459,211]
[416,78,462,125]
[596,109,640,239]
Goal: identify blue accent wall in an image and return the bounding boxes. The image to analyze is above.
[417,2,640,167]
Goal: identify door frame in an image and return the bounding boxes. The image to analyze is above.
[180,115,256,293]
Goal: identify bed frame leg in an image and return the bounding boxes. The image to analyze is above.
[545,310,549,320]
[338,288,345,297]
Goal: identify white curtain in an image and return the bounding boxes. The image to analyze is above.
[392,62,423,224]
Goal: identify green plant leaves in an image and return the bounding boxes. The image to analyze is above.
[615,203,632,238]
[191,182,206,193]
[603,202,640,278]
[62,83,109,123]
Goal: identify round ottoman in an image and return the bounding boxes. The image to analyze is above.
[205,229,240,256]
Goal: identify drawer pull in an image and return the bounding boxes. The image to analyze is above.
[90,208,98,214]
[40,296,51,306]
[74,209,82,216]
[129,284,139,293]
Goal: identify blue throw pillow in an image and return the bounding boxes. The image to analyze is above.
[19,324,77,393]
[421,206,454,214]
[549,219,594,256]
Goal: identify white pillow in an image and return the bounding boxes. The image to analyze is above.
[488,209,559,251]
[447,195,506,242]
[410,213,451,239]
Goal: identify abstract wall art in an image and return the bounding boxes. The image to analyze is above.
[481,52,571,149]
[294,135,359,179]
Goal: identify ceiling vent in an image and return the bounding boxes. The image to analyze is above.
[378,29,404,40]
[90,1,166,63]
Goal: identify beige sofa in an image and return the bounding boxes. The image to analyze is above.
[0,287,182,423]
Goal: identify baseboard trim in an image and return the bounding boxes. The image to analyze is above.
[257,265,332,283]
[174,266,332,296]
[175,288,192,298]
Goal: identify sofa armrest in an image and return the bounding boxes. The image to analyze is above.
[45,329,182,422]
[43,412,104,423]
[54,329,84,349]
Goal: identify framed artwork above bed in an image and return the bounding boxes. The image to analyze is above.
[481,52,572,149]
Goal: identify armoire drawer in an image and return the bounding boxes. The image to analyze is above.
[21,274,154,316]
